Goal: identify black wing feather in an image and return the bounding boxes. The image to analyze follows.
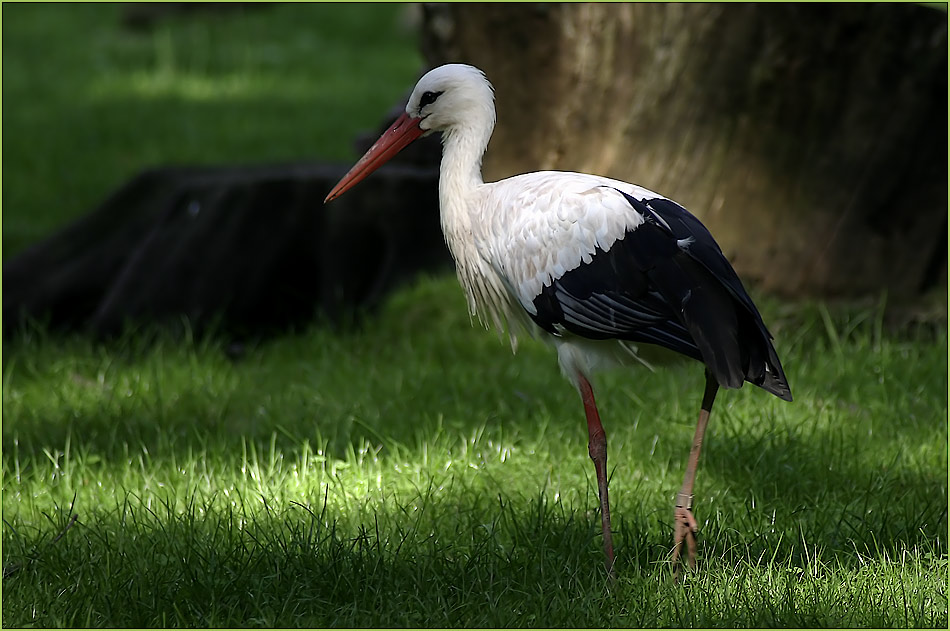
[529,192,792,401]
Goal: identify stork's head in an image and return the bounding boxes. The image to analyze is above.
[324,64,495,203]
[406,64,495,134]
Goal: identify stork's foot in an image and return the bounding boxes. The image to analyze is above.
[672,503,698,579]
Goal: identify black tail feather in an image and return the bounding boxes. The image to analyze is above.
[652,249,792,401]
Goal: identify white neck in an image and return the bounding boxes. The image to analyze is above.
[436,112,506,328]
[437,114,493,260]
[438,120,492,203]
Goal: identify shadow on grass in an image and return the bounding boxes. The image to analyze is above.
[4,477,945,628]
[1,484,618,627]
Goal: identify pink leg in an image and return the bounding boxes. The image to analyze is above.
[672,371,719,578]
[577,373,616,578]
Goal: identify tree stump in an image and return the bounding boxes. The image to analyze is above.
[3,153,448,340]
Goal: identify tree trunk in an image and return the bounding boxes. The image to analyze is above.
[421,3,947,301]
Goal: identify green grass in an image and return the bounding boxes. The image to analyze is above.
[2,3,948,628]
[2,2,421,258]
[3,281,948,627]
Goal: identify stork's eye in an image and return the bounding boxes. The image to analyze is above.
[419,90,443,108]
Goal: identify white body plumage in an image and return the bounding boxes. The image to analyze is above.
[443,171,667,382]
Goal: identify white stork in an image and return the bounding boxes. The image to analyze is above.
[325,63,792,577]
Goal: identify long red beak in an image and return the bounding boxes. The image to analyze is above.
[324,112,426,203]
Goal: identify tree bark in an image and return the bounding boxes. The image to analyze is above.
[421,3,947,301]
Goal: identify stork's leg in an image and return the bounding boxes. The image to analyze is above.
[672,370,719,578]
[577,374,615,578]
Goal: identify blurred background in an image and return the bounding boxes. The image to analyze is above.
[3,3,417,251]
[3,3,947,340]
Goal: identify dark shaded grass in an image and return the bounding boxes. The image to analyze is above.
[4,471,945,627]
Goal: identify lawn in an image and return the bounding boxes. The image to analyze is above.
[2,3,948,628]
